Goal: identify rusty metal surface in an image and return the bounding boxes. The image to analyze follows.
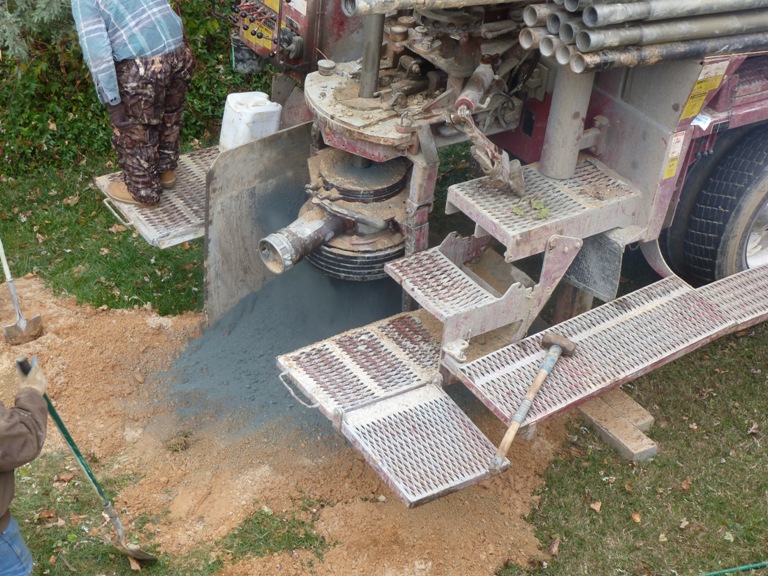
[277,312,440,419]
[342,385,507,507]
[446,276,734,427]
[95,147,217,248]
[446,157,642,262]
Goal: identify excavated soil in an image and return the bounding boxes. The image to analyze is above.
[0,274,569,575]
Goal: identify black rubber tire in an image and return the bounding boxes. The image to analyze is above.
[683,124,768,285]
[660,125,755,275]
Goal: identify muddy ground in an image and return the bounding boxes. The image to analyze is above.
[0,274,569,575]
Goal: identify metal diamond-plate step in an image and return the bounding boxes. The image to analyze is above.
[446,157,642,262]
[94,146,218,248]
[385,248,496,321]
[445,276,734,427]
[277,312,441,420]
[342,385,508,507]
[278,312,505,507]
[698,264,768,331]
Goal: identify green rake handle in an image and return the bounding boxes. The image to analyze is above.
[16,358,111,507]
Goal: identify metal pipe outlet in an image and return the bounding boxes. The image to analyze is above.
[570,31,768,73]
[259,207,346,274]
[584,0,768,28]
[576,9,768,52]
[343,0,529,17]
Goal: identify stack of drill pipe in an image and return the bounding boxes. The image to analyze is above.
[518,1,768,73]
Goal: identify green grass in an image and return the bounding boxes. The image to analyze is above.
[14,452,329,575]
[0,156,204,315]
[499,324,768,576]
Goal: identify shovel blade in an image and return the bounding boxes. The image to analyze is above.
[114,540,157,562]
[3,314,43,345]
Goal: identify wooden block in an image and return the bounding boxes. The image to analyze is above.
[579,397,657,462]
[601,388,655,432]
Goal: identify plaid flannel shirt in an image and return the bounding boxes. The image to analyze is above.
[71,0,184,105]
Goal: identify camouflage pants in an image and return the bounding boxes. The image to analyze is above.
[112,42,194,204]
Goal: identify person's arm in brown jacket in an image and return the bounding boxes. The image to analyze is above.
[0,362,49,532]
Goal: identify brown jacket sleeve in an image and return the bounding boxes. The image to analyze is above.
[0,388,48,472]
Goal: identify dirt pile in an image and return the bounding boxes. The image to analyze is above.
[0,274,568,575]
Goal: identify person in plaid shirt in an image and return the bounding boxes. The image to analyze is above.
[72,0,195,207]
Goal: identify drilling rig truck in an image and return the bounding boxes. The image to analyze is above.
[99,0,768,507]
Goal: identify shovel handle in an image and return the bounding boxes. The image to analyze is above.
[16,358,111,508]
[0,237,12,283]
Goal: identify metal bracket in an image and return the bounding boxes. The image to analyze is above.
[450,106,525,195]
[442,339,469,363]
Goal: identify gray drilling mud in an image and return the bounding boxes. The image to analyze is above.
[169,263,402,437]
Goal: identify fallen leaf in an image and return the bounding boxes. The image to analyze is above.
[48,121,57,131]
[55,473,75,483]
[632,512,642,524]
[724,532,734,542]
[549,536,560,557]
[108,224,128,233]
[36,233,45,244]
[63,195,79,206]
[748,422,759,435]
[679,518,689,529]
[38,509,56,519]
[659,533,668,542]
[49,555,56,565]
[128,556,142,571]
[681,477,692,491]
[100,247,110,256]
[589,501,602,513]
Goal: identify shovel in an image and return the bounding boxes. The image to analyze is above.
[0,237,43,345]
[17,358,157,563]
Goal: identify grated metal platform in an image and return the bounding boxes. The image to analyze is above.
[385,248,496,321]
[443,273,759,428]
[446,157,643,261]
[278,312,507,507]
[279,265,768,506]
[94,146,218,248]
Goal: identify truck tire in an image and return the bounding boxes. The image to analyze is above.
[660,125,754,275]
[682,124,768,285]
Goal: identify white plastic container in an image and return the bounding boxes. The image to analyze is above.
[219,91,282,150]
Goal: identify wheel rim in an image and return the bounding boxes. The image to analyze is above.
[746,199,768,268]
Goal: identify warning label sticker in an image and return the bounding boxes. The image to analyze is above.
[664,131,687,180]
[681,60,729,120]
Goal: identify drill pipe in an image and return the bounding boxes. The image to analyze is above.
[520,27,549,50]
[523,4,560,27]
[564,0,625,13]
[576,9,768,52]
[559,20,585,44]
[343,0,530,17]
[546,10,578,35]
[570,31,768,73]
[584,0,768,28]
[540,35,565,57]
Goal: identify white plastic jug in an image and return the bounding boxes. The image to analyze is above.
[219,91,282,150]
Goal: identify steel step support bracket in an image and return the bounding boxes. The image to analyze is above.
[277,312,509,507]
[385,232,583,360]
[443,265,768,429]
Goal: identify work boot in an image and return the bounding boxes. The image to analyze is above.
[106,181,159,208]
[160,171,177,190]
